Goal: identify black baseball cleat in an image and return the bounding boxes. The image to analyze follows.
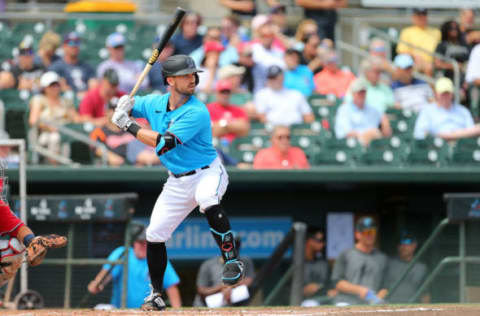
[141,291,166,311]
[222,259,245,285]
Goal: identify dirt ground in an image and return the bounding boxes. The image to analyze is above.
[2,305,480,316]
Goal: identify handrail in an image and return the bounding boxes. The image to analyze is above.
[367,27,461,104]
[336,40,435,85]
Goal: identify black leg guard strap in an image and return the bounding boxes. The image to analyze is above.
[205,204,238,262]
[147,241,167,293]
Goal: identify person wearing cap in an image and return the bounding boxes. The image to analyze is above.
[0,38,44,91]
[331,216,388,306]
[254,65,314,126]
[253,125,310,169]
[335,78,391,146]
[87,228,181,308]
[193,235,255,307]
[344,58,395,114]
[79,68,125,127]
[48,31,96,96]
[391,54,434,112]
[299,33,324,75]
[383,231,429,303]
[234,43,256,93]
[171,12,203,56]
[251,14,286,92]
[97,32,149,93]
[295,0,348,41]
[28,71,79,165]
[190,26,239,71]
[413,77,475,140]
[196,39,225,94]
[207,79,250,144]
[396,8,441,76]
[36,30,61,68]
[368,38,395,83]
[313,51,356,98]
[284,48,314,97]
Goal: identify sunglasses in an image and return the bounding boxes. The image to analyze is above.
[219,90,231,94]
[312,237,324,243]
[276,135,291,140]
[361,228,377,236]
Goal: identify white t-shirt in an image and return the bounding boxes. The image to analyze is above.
[466,44,480,84]
[254,87,312,126]
[251,43,285,93]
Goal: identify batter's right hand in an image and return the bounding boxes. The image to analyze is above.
[88,280,104,294]
[111,109,132,130]
[116,95,134,113]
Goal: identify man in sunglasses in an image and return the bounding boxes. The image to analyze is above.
[331,216,388,306]
[384,231,429,303]
[253,125,309,169]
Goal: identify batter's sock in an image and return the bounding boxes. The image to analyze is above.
[205,204,238,262]
[146,241,167,293]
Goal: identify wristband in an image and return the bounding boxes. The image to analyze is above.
[23,234,35,247]
[126,122,141,137]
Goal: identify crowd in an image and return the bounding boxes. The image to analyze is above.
[0,5,479,168]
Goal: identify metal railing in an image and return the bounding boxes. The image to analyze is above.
[367,27,461,104]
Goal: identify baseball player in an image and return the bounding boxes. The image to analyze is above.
[0,163,67,286]
[111,54,244,311]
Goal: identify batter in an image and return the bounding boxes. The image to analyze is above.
[111,54,244,311]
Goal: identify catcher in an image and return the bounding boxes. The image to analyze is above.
[0,167,67,287]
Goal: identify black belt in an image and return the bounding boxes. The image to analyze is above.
[171,166,210,178]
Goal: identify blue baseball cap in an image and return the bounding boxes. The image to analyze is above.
[394,54,414,69]
[399,231,417,245]
[63,32,81,46]
[356,216,377,231]
[106,32,125,48]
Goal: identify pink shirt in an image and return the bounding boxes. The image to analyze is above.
[79,87,125,118]
[314,68,356,98]
[253,146,310,169]
[207,102,248,143]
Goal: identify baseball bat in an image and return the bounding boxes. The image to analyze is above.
[129,7,186,98]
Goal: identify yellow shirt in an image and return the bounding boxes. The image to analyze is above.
[396,26,441,63]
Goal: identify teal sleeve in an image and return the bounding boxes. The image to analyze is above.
[103,246,126,280]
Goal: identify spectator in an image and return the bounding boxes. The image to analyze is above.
[254,65,314,126]
[368,38,395,83]
[300,33,323,75]
[314,51,356,98]
[218,0,279,20]
[97,32,148,93]
[344,59,395,114]
[414,77,474,140]
[36,31,61,68]
[295,0,348,41]
[234,43,255,93]
[459,9,475,45]
[251,14,286,92]
[79,69,124,127]
[270,4,295,37]
[335,78,391,146]
[383,231,429,304]
[220,15,248,47]
[196,40,224,94]
[208,79,250,144]
[148,41,174,93]
[190,26,238,69]
[391,54,434,112]
[466,41,480,117]
[88,227,181,308]
[193,236,255,307]
[28,71,79,165]
[301,226,332,306]
[0,38,44,91]
[434,20,469,82]
[396,8,441,76]
[331,216,388,306]
[90,101,160,167]
[217,64,255,112]
[253,125,310,169]
[284,48,314,97]
[294,19,318,44]
[171,12,203,55]
[49,32,96,97]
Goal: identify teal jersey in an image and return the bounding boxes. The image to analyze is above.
[132,93,217,174]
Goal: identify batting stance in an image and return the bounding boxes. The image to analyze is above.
[111,55,244,311]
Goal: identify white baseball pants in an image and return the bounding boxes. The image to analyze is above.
[146,157,229,242]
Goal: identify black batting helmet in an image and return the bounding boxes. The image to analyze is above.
[162,55,202,86]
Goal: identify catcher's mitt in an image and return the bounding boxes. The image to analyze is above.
[26,234,68,266]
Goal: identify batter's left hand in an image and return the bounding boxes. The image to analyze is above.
[111,109,133,131]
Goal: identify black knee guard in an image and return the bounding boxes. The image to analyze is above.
[205,204,238,262]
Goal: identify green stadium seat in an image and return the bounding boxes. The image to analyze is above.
[391,119,415,139]
[323,137,363,159]
[385,107,416,121]
[59,123,94,164]
[312,149,354,166]
[0,89,31,109]
[290,122,323,136]
[361,149,403,166]
[407,148,447,166]
[454,137,480,151]
[369,136,410,160]
[290,135,320,150]
[308,93,338,108]
[451,149,480,165]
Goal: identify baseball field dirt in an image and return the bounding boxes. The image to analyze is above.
[3,305,480,316]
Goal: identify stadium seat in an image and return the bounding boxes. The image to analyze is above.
[323,137,363,160]
[369,136,410,160]
[454,137,480,151]
[59,123,94,164]
[451,149,480,165]
[407,148,447,166]
[312,149,354,166]
[290,122,323,136]
[391,119,415,139]
[290,135,321,150]
[361,148,403,166]
[308,93,338,108]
